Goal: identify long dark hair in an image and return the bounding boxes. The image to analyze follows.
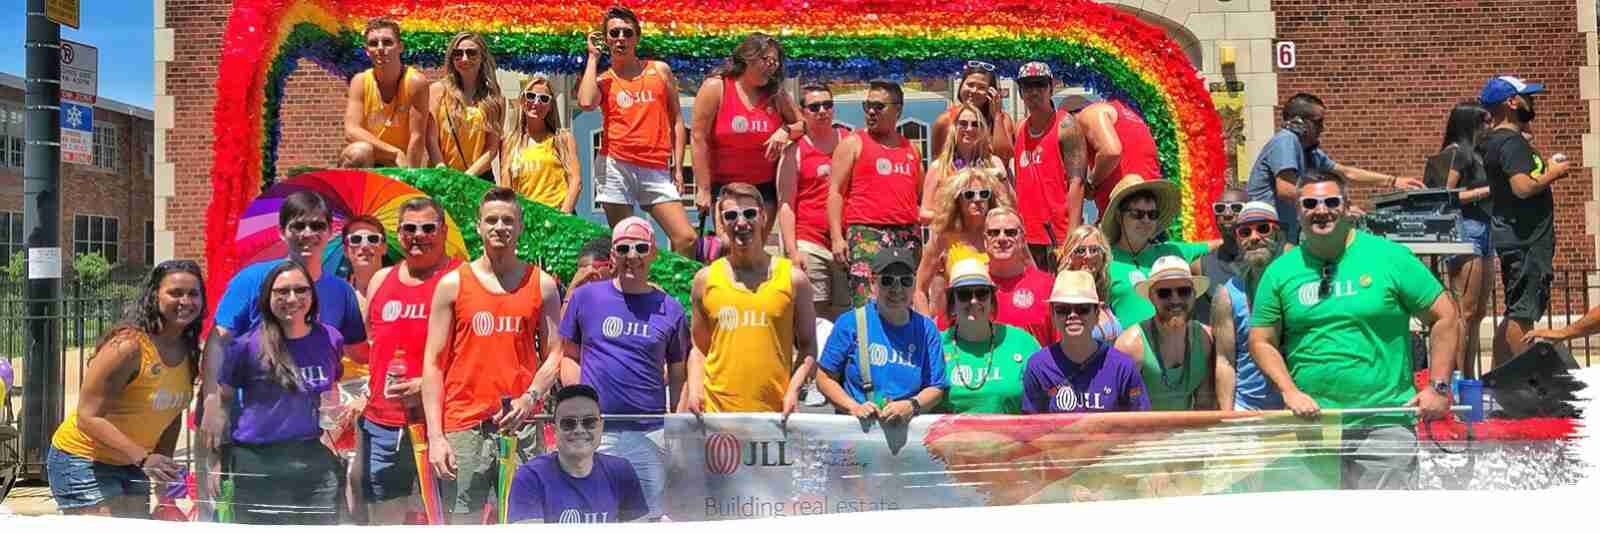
[92,260,207,375]
[1441,102,1490,152]
[711,33,785,93]
[254,261,321,391]
[957,65,999,126]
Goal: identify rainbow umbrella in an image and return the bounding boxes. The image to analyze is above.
[233,169,471,274]
[407,421,445,525]
[495,433,521,523]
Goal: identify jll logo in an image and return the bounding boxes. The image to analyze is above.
[705,432,793,475]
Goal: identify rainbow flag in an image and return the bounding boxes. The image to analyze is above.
[496,433,521,524]
[407,422,445,525]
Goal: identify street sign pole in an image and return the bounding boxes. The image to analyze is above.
[22,0,65,477]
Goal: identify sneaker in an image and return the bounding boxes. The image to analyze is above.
[801,382,827,407]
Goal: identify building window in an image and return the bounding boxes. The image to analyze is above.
[897,120,930,168]
[74,214,119,263]
[145,220,154,265]
[1,211,24,261]
[0,103,22,168]
[93,122,121,171]
[143,130,154,177]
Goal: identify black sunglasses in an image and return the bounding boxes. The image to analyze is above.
[1234,221,1277,239]
[1069,245,1106,258]
[1213,202,1245,215]
[1019,80,1052,90]
[877,275,915,288]
[451,48,480,60]
[960,189,992,202]
[558,416,600,432]
[1052,303,1096,317]
[1300,196,1344,211]
[524,93,553,105]
[346,233,384,246]
[607,27,636,39]
[1123,208,1161,222]
[399,222,438,235]
[721,207,760,223]
[804,101,834,113]
[862,101,893,113]
[1319,262,1336,299]
[1154,286,1194,300]
[286,220,329,233]
[953,287,993,302]
[614,242,653,256]
[984,227,1021,238]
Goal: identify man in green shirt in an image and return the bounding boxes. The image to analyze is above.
[939,258,1040,414]
[1247,169,1458,490]
[1100,175,1216,327]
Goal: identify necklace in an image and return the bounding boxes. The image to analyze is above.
[955,325,998,391]
[1144,319,1192,391]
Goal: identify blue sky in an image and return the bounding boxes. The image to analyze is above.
[0,2,154,109]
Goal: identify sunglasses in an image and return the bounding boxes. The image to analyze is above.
[804,101,834,113]
[955,119,983,129]
[721,207,760,223]
[953,287,993,302]
[607,27,636,39]
[1234,221,1277,239]
[1213,202,1245,215]
[271,286,312,298]
[1319,262,1336,299]
[960,189,992,202]
[862,101,893,113]
[1019,80,1052,91]
[1123,208,1161,222]
[347,232,384,246]
[399,222,439,235]
[1153,286,1194,300]
[985,227,1021,238]
[1300,196,1344,211]
[365,38,396,48]
[558,416,600,432]
[613,242,653,256]
[451,48,481,60]
[877,275,915,288]
[523,92,553,105]
[1052,303,1097,317]
[286,220,329,233]
[1070,245,1106,258]
[966,60,996,72]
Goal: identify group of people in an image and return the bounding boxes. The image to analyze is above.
[42,4,1591,526]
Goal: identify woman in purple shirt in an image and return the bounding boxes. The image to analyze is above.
[507,384,647,524]
[1022,270,1149,414]
[216,261,344,524]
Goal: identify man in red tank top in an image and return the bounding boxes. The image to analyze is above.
[1012,62,1089,271]
[828,80,927,307]
[778,83,850,321]
[357,197,461,524]
[421,187,563,523]
[1077,97,1164,213]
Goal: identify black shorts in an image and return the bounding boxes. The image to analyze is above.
[1497,241,1553,323]
[225,439,341,525]
[710,180,779,208]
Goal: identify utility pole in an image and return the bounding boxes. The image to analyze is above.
[22,0,64,476]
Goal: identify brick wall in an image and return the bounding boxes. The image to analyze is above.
[1273,0,1595,276]
[164,0,232,267]
[0,85,154,269]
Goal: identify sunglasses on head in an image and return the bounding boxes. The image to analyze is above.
[721,207,760,223]
[1153,286,1194,300]
[399,222,438,235]
[877,275,915,288]
[607,27,636,39]
[613,242,652,256]
[558,416,600,432]
[1052,303,1096,317]
[1300,196,1344,210]
[1234,221,1277,239]
[271,286,312,298]
[862,101,892,113]
[966,60,996,72]
[1213,202,1245,215]
[1123,208,1161,222]
[985,227,1021,238]
[953,287,992,302]
[804,101,834,113]
[347,232,384,246]
[960,189,992,202]
[523,92,553,105]
[451,48,480,60]
[287,220,329,233]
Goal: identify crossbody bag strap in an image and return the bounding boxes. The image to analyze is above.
[855,306,877,406]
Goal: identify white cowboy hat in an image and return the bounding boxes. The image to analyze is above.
[1133,255,1209,302]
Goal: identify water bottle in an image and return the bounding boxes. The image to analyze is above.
[1451,370,1463,402]
[385,354,408,400]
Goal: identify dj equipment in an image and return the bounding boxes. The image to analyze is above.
[1357,188,1463,242]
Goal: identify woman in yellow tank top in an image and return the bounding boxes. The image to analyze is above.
[914,167,1015,319]
[501,74,581,212]
[427,33,503,181]
[47,261,205,517]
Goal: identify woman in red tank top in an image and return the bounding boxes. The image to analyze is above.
[691,33,805,237]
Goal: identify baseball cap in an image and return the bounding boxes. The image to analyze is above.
[611,216,655,243]
[871,247,916,274]
[1235,201,1279,224]
[1479,76,1544,106]
[1017,62,1053,82]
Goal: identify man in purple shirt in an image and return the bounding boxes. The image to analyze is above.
[1023,270,1149,413]
[558,217,687,520]
[507,384,648,524]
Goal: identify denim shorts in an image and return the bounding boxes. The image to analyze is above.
[1448,217,1493,265]
[45,446,150,510]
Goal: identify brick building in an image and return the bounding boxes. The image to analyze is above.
[1,72,156,270]
[155,1,1599,278]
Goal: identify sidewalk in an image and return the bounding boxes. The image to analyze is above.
[0,484,56,516]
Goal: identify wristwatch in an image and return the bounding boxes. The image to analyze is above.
[908,398,922,417]
[1430,380,1450,395]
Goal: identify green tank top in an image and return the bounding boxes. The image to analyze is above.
[1136,320,1207,411]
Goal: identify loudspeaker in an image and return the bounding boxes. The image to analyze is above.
[1480,342,1586,419]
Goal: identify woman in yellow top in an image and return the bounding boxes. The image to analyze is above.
[426,32,504,181]
[913,167,1015,320]
[500,74,582,212]
[47,261,205,517]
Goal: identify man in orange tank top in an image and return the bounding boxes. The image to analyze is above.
[339,17,430,168]
[421,187,564,523]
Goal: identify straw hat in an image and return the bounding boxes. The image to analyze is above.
[1099,174,1179,243]
[1134,255,1209,302]
[1047,270,1100,305]
[947,258,995,289]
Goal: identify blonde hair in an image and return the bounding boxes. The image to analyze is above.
[1057,224,1111,299]
[935,103,1000,173]
[931,167,1015,238]
[439,33,505,141]
[502,75,571,179]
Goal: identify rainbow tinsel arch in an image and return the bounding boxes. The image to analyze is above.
[206,0,1227,314]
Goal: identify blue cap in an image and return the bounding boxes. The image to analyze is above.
[1479,76,1544,106]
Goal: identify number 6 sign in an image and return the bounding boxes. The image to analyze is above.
[1275,41,1296,69]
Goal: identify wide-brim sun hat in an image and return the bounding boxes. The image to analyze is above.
[1100,174,1180,244]
[1134,255,1210,302]
[947,257,996,289]
[1047,270,1100,305]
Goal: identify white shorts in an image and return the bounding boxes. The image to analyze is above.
[595,155,682,207]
